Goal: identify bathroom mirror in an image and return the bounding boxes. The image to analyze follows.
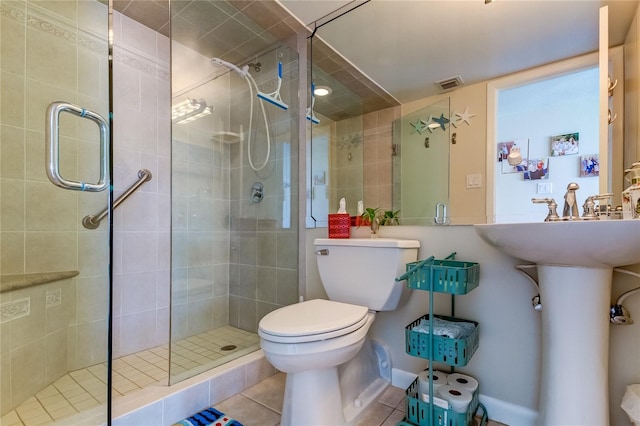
[297,0,638,226]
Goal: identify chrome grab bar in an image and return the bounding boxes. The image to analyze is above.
[46,102,109,192]
[82,169,152,229]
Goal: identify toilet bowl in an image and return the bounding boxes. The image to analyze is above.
[259,237,420,426]
[260,299,375,425]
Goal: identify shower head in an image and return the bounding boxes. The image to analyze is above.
[211,58,249,77]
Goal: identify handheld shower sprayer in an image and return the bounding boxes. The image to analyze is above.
[210,57,272,172]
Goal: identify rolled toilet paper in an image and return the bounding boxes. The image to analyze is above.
[418,369,448,396]
[447,373,479,393]
[437,385,473,413]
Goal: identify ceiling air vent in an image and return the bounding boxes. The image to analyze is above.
[435,75,464,92]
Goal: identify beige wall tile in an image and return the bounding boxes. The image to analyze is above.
[75,277,108,323]
[1,178,25,231]
[1,231,24,275]
[1,125,25,179]
[11,339,46,411]
[25,19,78,93]
[25,231,78,272]
[25,181,77,231]
[0,352,11,416]
[1,71,25,128]
[0,2,26,76]
[45,328,68,385]
[30,0,77,23]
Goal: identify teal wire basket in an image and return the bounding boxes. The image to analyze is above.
[400,376,479,426]
[405,314,479,366]
[396,253,480,295]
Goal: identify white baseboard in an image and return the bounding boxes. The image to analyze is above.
[391,368,539,425]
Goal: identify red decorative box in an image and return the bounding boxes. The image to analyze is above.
[328,213,351,238]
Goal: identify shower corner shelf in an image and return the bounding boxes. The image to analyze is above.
[397,253,484,426]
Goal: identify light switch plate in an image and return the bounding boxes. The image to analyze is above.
[466,174,482,188]
[537,182,553,194]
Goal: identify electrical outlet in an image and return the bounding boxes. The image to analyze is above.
[537,182,553,194]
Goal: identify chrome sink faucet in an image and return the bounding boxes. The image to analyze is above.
[563,182,580,220]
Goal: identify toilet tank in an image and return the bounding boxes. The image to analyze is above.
[314,238,420,311]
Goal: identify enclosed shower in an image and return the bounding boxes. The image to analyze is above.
[170,40,300,384]
[0,0,300,424]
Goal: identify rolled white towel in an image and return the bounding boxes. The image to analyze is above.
[413,317,475,339]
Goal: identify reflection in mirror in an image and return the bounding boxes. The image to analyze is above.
[300,1,638,227]
[392,98,450,225]
[494,64,600,223]
[307,47,365,226]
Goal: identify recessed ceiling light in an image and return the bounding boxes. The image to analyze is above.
[314,86,332,96]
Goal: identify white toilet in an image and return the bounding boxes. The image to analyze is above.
[258,237,420,426]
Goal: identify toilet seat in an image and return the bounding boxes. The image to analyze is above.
[259,299,369,344]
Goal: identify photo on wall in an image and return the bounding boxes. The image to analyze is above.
[550,132,579,156]
[580,154,599,177]
[498,139,528,174]
[523,158,550,180]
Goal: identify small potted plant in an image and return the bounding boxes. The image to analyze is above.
[360,207,381,237]
[380,210,400,226]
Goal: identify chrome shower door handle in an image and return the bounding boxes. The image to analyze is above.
[46,101,109,192]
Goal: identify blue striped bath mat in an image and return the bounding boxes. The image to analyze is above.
[172,407,243,426]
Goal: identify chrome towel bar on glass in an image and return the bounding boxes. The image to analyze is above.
[82,169,152,229]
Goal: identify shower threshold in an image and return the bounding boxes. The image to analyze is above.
[2,326,260,426]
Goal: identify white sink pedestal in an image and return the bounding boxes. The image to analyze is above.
[474,220,640,425]
[538,265,611,426]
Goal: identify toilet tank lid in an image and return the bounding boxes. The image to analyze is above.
[314,238,419,248]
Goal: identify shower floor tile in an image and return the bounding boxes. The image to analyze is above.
[2,326,258,426]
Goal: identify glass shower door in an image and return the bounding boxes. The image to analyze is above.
[0,0,112,424]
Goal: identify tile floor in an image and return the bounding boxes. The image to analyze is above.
[216,372,506,426]
[1,326,259,426]
[2,324,506,426]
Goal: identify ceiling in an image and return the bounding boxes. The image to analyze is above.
[280,0,639,104]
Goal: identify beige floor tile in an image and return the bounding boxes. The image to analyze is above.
[216,394,280,426]
[378,385,406,409]
[381,409,406,426]
[241,372,285,413]
[356,401,394,426]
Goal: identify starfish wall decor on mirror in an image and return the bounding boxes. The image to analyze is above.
[409,106,476,134]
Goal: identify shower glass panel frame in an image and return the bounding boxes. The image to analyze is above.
[170,34,300,384]
[0,0,112,424]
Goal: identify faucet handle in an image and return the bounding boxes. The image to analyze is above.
[589,193,614,219]
[532,198,561,222]
[582,196,599,220]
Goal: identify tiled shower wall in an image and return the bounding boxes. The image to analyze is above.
[111,12,171,358]
[363,107,399,211]
[226,52,300,332]
[0,0,111,414]
[170,41,233,342]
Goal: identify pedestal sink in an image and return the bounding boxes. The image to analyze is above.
[474,220,640,425]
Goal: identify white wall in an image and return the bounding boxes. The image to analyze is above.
[304,226,640,425]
